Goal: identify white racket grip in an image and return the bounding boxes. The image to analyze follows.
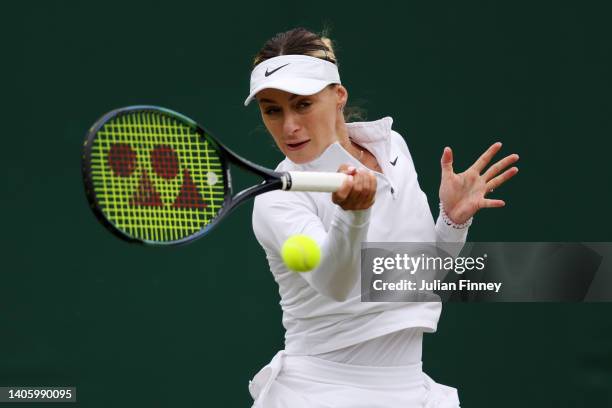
[283,171,347,192]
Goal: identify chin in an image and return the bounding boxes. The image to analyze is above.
[285,149,318,164]
[286,153,311,164]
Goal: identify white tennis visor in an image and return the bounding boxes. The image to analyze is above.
[244,55,341,106]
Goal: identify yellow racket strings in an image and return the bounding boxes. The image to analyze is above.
[90,111,225,242]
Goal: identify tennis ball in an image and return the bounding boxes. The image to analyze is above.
[281,235,321,272]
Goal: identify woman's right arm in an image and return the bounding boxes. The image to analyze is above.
[252,167,376,302]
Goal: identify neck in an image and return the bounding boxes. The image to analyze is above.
[337,122,363,161]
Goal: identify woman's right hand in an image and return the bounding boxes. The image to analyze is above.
[332,164,377,211]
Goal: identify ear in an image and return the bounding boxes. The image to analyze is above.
[335,84,348,110]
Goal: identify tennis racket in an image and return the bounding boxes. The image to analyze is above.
[82,105,346,245]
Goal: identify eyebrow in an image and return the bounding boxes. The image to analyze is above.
[258,94,300,104]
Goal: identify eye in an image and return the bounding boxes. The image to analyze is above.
[296,100,312,110]
[264,107,281,115]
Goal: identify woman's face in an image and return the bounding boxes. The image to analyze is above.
[256,85,347,164]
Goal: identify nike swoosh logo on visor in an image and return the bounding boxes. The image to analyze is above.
[390,156,399,166]
[265,63,290,77]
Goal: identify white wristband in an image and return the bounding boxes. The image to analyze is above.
[439,202,473,229]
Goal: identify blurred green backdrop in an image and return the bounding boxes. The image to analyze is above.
[3,1,611,406]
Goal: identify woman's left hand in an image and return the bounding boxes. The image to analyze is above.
[439,142,519,224]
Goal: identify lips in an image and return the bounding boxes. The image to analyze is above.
[285,140,310,151]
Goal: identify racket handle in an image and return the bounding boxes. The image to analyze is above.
[283,171,347,192]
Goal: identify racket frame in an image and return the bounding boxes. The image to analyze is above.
[82,105,285,245]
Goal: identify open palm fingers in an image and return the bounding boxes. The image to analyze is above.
[487,166,519,192]
[480,166,519,208]
[483,153,519,181]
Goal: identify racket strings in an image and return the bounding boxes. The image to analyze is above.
[89,111,225,242]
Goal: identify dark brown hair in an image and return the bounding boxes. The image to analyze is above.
[252,27,338,68]
[251,27,366,122]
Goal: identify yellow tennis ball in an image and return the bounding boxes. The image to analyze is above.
[281,235,321,272]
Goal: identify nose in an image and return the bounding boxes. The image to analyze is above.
[282,111,300,137]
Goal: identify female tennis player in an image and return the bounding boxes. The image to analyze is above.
[245,28,519,408]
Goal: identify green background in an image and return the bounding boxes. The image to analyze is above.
[3,1,611,406]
